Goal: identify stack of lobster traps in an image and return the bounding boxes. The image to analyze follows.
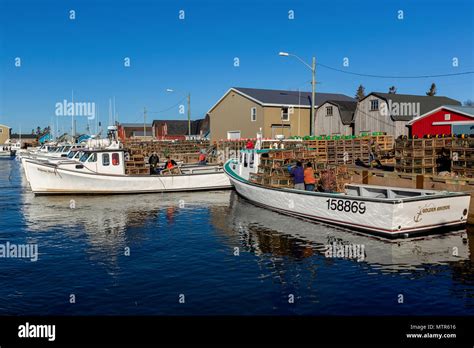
[124,153,149,175]
[395,138,436,175]
[395,136,474,178]
[248,149,352,192]
[451,138,474,178]
[302,135,394,166]
[123,140,212,165]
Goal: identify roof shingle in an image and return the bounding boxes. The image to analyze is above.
[233,87,355,106]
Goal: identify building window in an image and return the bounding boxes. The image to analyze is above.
[326,106,333,116]
[250,107,257,122]
[112,153,120,166]
[102,153,110,166]
[281,107,290,121]
[370,99,379,111]
[227,131,241,140]
[444,114,451,121]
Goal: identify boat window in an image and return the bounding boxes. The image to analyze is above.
[112,153,120,166]
[67,151,75,159]
[102,153,110,166]
[74,152,82,159]
[88,153,97,162]
[79,152,91,162]
[63,146,71,152]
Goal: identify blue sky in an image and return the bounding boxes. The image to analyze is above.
[0,0,473,134]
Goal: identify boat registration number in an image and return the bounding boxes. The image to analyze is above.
[326,199,366,214]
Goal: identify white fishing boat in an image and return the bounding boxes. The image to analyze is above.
[223,138,471,239]
[0,145,17,159]
[24,148,232,194]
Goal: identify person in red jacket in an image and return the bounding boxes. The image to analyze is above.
[165,156,177,169]
[304,162,316,191]
[199,152,207,165]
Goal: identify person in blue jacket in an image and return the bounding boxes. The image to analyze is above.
[288,161,305,190]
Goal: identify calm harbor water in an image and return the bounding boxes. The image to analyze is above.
[0,158,473,315]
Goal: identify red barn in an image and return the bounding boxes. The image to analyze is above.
[407,105,474,138]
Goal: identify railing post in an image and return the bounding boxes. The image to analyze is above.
[362,170,369,185]
[416,174,424,189]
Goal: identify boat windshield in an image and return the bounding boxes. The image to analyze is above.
[67,151,76,159]
[63,146,71,152]
[74,151,82,159]
[79,152,91,162]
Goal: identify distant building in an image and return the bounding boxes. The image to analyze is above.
[117,123,153,141]
[10,133,38,148]
[152,116,210,140]
[207,87,354,141]
[407,105,474,137]
[354,92,461,137]
[0,124,11,144]
[315,100,357,136]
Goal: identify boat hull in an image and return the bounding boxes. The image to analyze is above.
[25,160,232,194]
[224,161,470,238]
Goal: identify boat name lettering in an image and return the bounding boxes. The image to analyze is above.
[326,199,366,214]
[414,204,451,222]
[37,168,55,174]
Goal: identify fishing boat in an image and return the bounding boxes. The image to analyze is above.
[0,145,17,159]
[24,148,232,194]
[223,138,471,239]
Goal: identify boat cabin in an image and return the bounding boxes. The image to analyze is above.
[65,149,126,175]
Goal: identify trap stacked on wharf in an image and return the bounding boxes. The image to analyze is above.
[395,138,436,175]
[301,135,394,166]
[215,135,395,167]
[395,136,474,178]
[451,137,474,178]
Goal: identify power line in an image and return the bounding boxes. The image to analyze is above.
[148,95,187,114]
[317,63,474,79]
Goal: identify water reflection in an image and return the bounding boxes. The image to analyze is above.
[21,190,232,274]
[215,193,471,272]
[19,176,472,274]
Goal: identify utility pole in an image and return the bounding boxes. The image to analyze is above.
[187,93,191,140]
[143,107,147,138]
[311,56,316,136]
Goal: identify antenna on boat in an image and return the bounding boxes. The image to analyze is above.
[113,96,116,125]
[96,104,99,136]
[108,98,112,126]
[71,90,75,138]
